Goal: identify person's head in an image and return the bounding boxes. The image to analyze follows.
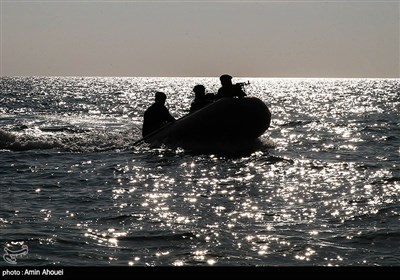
[219,74,233,87]
[193,85,205,98]
[155,91,167,104]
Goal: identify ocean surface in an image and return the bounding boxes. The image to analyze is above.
[0,76,399,267]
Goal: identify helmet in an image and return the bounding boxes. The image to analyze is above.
[193,84,205,93]
[219,74,232,81]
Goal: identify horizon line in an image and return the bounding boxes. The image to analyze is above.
[1,75,399,79]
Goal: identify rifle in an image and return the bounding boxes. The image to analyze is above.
[235,81,250,94]
[236,81,250,87]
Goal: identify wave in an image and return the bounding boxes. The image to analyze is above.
[0,128,141,152]
[85,230,196,242]
[0,129,62,151]
[280,120,316,127]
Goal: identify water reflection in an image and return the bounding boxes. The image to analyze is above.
[3,77,398,265]
[88,142,397,265]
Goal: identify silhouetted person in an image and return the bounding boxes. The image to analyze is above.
[189,85,214,113]
[142,91,175,137]
[215,74,246,99]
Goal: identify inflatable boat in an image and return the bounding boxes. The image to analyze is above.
[141,97,271,154]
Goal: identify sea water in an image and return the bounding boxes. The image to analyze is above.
[0,77,399,266]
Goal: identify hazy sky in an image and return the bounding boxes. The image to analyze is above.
[1,0,399,77]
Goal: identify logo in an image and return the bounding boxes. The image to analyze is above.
[3,245,29,265]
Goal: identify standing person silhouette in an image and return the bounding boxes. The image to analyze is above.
[215,74,246,99]
[142,91,175,137]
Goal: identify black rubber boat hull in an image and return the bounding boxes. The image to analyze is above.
[145,97,271,151]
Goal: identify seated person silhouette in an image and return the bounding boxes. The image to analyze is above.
[189,85,214,113]
[215,74,246,99]
[142,91,175,137]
